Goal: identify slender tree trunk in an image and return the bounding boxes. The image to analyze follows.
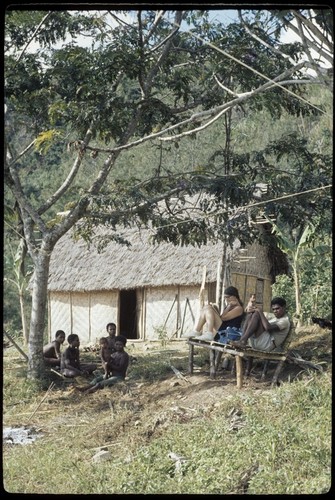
[293,257,302,327]
[218,236,229,312]
[27,249,51,379]
[18,287,29,345]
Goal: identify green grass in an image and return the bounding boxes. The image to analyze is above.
[2,332,332,494]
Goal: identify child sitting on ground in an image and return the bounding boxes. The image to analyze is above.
[75,336,129,394]
[43,330,66,367]
[61,334,97,378]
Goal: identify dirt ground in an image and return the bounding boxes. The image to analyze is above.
[3,325,331,436]
[69,324,332,416]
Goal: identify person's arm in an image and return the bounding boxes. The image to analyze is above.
[257,310,281,332]
[108,352,129,376]
[100,348,110,378]
[62,350,84,375]
[220,303,244,321]
[54,342,61,359]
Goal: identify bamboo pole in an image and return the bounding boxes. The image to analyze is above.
[26,382,55,423]
[4,331,28,361]
[199,265,207,306]
[216,259,221,306]
[235,356,243,389]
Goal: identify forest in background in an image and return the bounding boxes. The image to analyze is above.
[4,8,332,378]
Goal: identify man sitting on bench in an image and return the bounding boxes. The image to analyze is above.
[230,296,290,352]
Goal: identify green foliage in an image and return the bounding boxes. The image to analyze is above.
[272,275,295,310]
[154,325,169,347]
[272,234,332,323]
[4,9,333,375]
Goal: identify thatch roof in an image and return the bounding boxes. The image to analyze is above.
[48,226,239,292]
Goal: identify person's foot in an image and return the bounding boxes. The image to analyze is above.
[73,385,90,392]
[183,331,201,339]
[84,386,98,394]
[196,332,214,341]
[230,339,247,348]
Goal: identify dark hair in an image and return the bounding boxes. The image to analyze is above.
[55,330,65,338]
[99,336,108,343]
[271,297,286,308]
[115,335,127,346]
[67,334,79,344]
[106,322,116,330]
[224,286,243,306]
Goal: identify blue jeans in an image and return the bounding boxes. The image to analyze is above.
[217,326,242,345]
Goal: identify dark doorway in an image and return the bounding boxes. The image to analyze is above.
[119,289,138,340]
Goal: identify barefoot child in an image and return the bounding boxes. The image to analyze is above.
[43,330,66,367]
[61,334,97,378]
[76,336,129,394]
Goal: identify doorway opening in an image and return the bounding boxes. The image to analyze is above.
[119,289,138,340]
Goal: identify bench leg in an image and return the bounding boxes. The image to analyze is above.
[188,344,194,374]
[271,360,285,387]
[209,349,216,378]
[236,356,243,389]
[214,351,223,372]
[245,357,253,377]
[261,360,270,381]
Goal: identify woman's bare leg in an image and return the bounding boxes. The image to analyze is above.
[194,304,222,334]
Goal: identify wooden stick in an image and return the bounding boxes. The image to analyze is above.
[199,265,207,309]
[4,331,28,361]
[26,382,55,423]
[50,368,67,379]
[170,364,191,383]
[236,356,243,389]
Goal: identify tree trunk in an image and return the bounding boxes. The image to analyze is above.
[218,236,228,312]
[293,257,302,327]
[27,249,51,379]
[19,287,29,345]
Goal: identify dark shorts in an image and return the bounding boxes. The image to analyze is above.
[215,326,242,344]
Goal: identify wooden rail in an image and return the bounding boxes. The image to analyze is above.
[187,338,289,388]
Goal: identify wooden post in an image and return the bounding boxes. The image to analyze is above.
[199,265,207,309]
[163,295,177,329]
[4,331,28,361]
[209,349,216,378]
[271,360,285,387]
[214,351,223,372]
[216,259,221,305]
[235,356,243,389]
[188,343,194,374]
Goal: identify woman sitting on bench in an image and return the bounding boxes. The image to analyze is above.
[183,286,244,341]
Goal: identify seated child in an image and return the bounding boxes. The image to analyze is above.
[43,330,66,367]
[61,334,97,378]
[75,336,129,394]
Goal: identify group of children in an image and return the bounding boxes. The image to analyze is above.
[43,322,129,394]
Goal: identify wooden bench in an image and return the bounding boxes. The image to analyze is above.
[187,325,296,388]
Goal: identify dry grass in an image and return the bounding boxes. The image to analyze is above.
[2,326,332,494]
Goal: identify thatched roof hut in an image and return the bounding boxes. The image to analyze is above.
[47,226,273,344]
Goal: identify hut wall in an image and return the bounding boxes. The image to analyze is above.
[142,285,211,340]
[178,285,208,337]
[49,290,119,345]
[231,272,272,311]
[48,272,272,345]
[144,287,179,341]
[90,291,118,342]
[48,292,72,342]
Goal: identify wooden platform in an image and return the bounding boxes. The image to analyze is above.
[187,338,290,389]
